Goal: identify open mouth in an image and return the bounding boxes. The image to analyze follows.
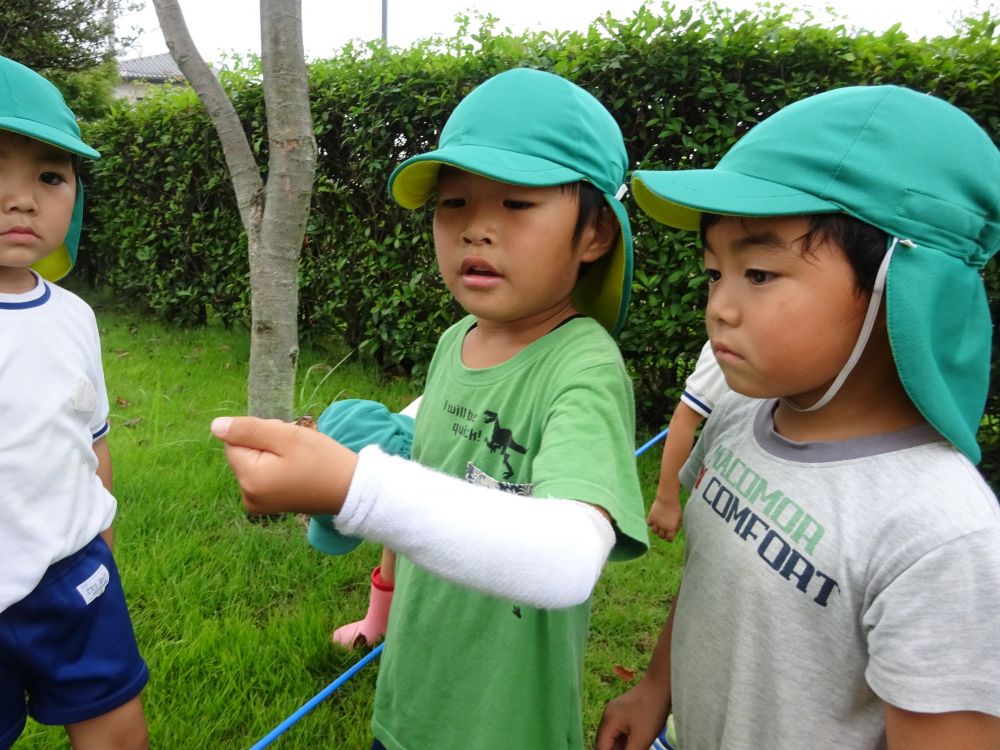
[460,258,499,277]
[465,267,498,277]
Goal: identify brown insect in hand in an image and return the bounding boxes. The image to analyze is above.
[294,415,317,430]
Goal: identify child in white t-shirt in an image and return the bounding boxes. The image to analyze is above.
[0,55,148,750]
[647,341,727,542]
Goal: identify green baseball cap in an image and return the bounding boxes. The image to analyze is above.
[632,85,1000,463]
[388,67,633,337]
[308,400,415,556]
[0,56,100,282]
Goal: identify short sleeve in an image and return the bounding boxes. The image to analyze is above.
[864,525,1000,716]
[681,341,728,418]
[81,300,110,440]
[531,363,648,561]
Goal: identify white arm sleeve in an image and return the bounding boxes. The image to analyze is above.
[335,445,616,609]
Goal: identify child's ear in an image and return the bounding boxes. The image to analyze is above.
[579,206,617,263]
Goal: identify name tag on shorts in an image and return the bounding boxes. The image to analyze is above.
[76,564,110,605]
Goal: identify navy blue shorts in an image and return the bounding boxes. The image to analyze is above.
[0,536,148,748]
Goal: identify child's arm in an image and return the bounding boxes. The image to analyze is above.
[647,401,704,541]
[212,416,615,608]
[214,417,358,513]
[595,604,676,750]
[884,705,1000,749]
[94,436,115,550]
[648,341,727,541]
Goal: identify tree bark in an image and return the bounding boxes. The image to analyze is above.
[150,0,316,420]
[253,0,316,419]
[150,0,262,233]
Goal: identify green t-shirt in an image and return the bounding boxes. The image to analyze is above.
[372,315,647,750]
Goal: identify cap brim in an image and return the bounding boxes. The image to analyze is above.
[0,118,100,159]
[390,146,584,208]
[572,196,632,337]
[887,245,989,464]
[631,169,841,231]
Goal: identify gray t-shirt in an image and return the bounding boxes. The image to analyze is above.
[675,394,1000,750]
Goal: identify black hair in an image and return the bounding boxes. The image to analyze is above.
[2,130,79,175]
[561,180,616,249]
[700,212,888,294]
[434,166,618,252]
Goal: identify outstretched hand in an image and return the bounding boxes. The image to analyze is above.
[210,416,358,516]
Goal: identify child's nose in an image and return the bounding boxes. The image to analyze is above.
[0,180,37,214]
[460,207,496,245]
[706,282,739,326]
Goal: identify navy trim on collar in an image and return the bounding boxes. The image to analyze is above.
[0,279,51,310]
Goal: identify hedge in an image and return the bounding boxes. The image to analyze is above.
[77,2,1000,481]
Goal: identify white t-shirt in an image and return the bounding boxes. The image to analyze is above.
[680,341,728,418]
[674,394,1000,749]
[0,274,116,612]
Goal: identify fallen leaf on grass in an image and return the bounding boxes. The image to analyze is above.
[612,665,636,682]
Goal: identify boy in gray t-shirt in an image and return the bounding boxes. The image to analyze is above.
[598,86,1000,750]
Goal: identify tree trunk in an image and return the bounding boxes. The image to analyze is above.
[253,0,316,420]
[150,0,263,233]
[150,0,316,420]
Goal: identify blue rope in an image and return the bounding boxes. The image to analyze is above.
[636,427,669,457]
[249,644,383,749]
[250,427,669,748]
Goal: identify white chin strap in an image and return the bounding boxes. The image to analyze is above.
[783,237,912,413]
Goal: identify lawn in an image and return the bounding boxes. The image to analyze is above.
[17,290,684,749]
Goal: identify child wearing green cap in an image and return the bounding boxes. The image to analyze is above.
[0,57,148,749]
[212,67,648,749]
[597,85,1000,750]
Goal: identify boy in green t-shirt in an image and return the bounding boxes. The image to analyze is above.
[212,68,649,749]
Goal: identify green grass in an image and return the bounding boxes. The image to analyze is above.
[16,294,684,749]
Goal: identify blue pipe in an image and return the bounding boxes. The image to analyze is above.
[635,427,669,457]
[249,644,383,749]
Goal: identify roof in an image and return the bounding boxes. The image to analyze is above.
[118,53,184,83]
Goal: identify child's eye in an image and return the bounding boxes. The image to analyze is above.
[40,171,67,186]
[437,197,465,209]
[746,269,775,285]
[705,269,721,283]
[503,199,532,210]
